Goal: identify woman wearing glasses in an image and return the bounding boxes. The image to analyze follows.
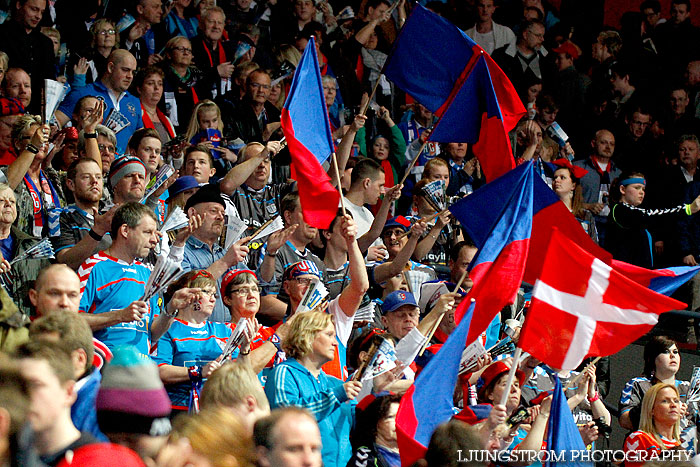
[161,36,212,135]
[153,269,240,415]
[69,19,119,87]
[221,268,289,378]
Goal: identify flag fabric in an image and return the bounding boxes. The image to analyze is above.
[611,260,700,296]
[546,375,592,467]
[451,162,611,285]
[449,162,532,345]
[281,36,339,229]
[361,339,398,381]
[382,5,525,181]
[518,229,685,370]
[396,301,475,466]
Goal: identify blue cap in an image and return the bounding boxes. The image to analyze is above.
[167,176,199,201]
[382,215,411,233]
[381,290,418,315]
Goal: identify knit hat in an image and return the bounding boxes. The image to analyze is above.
[0,97,25,117]
[108,156,146,188]
[96,346,172,436]
[184,182,225,212]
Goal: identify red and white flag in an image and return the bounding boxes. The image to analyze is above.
[518,229,685,370]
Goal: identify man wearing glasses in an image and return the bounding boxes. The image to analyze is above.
[227,69,282,143]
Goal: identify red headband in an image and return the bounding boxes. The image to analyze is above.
[221,269,257,294]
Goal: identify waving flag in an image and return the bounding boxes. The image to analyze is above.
[281,36,339,229]
[611,260,700,296]
[519,229,684,370]
[383,5,525,181]
[449,163,532,344]
[453,162,611,285]
[396,301,475,466]
[546,375,591,467]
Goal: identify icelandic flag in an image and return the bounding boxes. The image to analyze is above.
[611,260,700,296]
[396,301,475,466]
[449,163,532,344]
[453,162,612,285]
[546,375,592,467]
[383,5,525,181]
[281,36,340,229]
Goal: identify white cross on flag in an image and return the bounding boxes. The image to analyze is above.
[518,229,685,370]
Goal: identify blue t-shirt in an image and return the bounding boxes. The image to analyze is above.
[78,251,159,357]
[58,81,142,153]
[152,319,237,410]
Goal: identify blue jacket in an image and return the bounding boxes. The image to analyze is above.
[265,358,355,467]
[71,367,107,441]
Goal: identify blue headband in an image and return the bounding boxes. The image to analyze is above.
[621,177,646,186]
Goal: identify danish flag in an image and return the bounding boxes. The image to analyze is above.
[518,229,685,370]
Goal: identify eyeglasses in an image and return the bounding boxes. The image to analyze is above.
[291,277,314,286]
[200,289,219,299]
[171,46,193,54]
[98,144,116,153]
[250,83,272,90]
[322,86,336,92]
[229,286,260,296]
[97,29,116,35]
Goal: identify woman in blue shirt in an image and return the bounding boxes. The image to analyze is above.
[154,270,237,414]
[265,311,362,467]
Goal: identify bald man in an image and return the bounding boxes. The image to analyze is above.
[28,264,81,316]
[56,50,143,153]
[574,129,621,243]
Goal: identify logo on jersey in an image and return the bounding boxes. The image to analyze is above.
[190,330,208,335]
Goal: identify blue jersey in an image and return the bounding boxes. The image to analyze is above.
[78,251,159,357]
[152,319,236,410]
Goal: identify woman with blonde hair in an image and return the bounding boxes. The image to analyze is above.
[265,311,362,467]
[623,383,685,466]
[69,18,119,87]
[170,407,256,467]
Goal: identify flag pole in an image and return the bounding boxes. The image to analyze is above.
[352,340,379,382]
[498,347,523,406]
[399,139,430,186]
[418,270,470,356]
[330,152,347,216]
[563,356,602,391]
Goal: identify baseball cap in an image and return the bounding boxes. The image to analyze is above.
[381,290,418,315]
[552,41,580,60]
[382,216,411,233]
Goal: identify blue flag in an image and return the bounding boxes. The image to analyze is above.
[546,375,592,467]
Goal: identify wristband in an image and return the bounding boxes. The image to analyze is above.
[587,392,600,403]
[84,132,97,139]
[88,228,103,241]
[25,143,39,154]
[686,204,693,216]
[188,365,202,382]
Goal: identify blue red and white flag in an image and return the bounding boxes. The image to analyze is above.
[396,301,475,466]
[612,260,700,296]
[383,5,525,181]
[449,162,533,343]
[281,36,339,229]
[519,229,684,370]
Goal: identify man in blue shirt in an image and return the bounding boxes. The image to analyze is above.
[78,202,190,356]
[55,50,142,153]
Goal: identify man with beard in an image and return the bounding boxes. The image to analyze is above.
[51,158,117,270]
[56,50,142,153]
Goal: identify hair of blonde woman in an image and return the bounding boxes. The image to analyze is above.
[0,51,9,72]
[185,100,223,141]
[639,382,681,448]
[90,18,119,49]
[11,114,41,150]
[282,311,333,360]
[171,407,256,467]
[164,35,191,57]
[278,44,301,68]
[200,361,270,411]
